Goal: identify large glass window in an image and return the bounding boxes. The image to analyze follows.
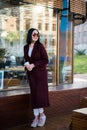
[0,4,57,90]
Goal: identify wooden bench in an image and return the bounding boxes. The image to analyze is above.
[71,107,87,130]
[4,78,20,87]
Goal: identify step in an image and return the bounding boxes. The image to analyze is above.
[71,107,87,130]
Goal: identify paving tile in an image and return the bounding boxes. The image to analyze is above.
[6,114,71,130]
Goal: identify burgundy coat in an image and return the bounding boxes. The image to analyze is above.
[24,42,49,109]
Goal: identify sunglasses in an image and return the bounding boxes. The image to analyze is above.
[32,33,39,37]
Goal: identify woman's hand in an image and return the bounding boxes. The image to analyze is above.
[29,64,35,71]
[25,64,35,71]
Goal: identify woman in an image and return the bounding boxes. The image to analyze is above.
[24,28,50,127]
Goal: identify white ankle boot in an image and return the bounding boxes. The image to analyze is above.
[38,115,46,127]
[31,118,38,128]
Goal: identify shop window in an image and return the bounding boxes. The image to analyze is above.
[0,4,57,90]
[52,24,56,31]
[45,23,49,31]
[38,23,42,30]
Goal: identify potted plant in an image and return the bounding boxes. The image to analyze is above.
[0,48,6,69]
[0,48,6,61]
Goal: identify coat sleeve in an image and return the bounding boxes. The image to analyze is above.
[34,44,49,67]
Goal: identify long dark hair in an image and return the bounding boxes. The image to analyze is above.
[26,28,40,45]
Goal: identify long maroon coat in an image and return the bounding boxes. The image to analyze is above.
[24,42,49,109]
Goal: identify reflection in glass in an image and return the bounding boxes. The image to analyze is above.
[0,4,57,90]
[59,0,73,84]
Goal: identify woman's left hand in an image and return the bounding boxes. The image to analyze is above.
[29,64,35,71]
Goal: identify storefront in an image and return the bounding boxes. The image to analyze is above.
[0,0,86,90]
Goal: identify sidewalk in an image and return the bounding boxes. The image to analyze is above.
[74,74,87,82]
[6,114,71,130]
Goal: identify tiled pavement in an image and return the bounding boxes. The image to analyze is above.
[6,114,71,130]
